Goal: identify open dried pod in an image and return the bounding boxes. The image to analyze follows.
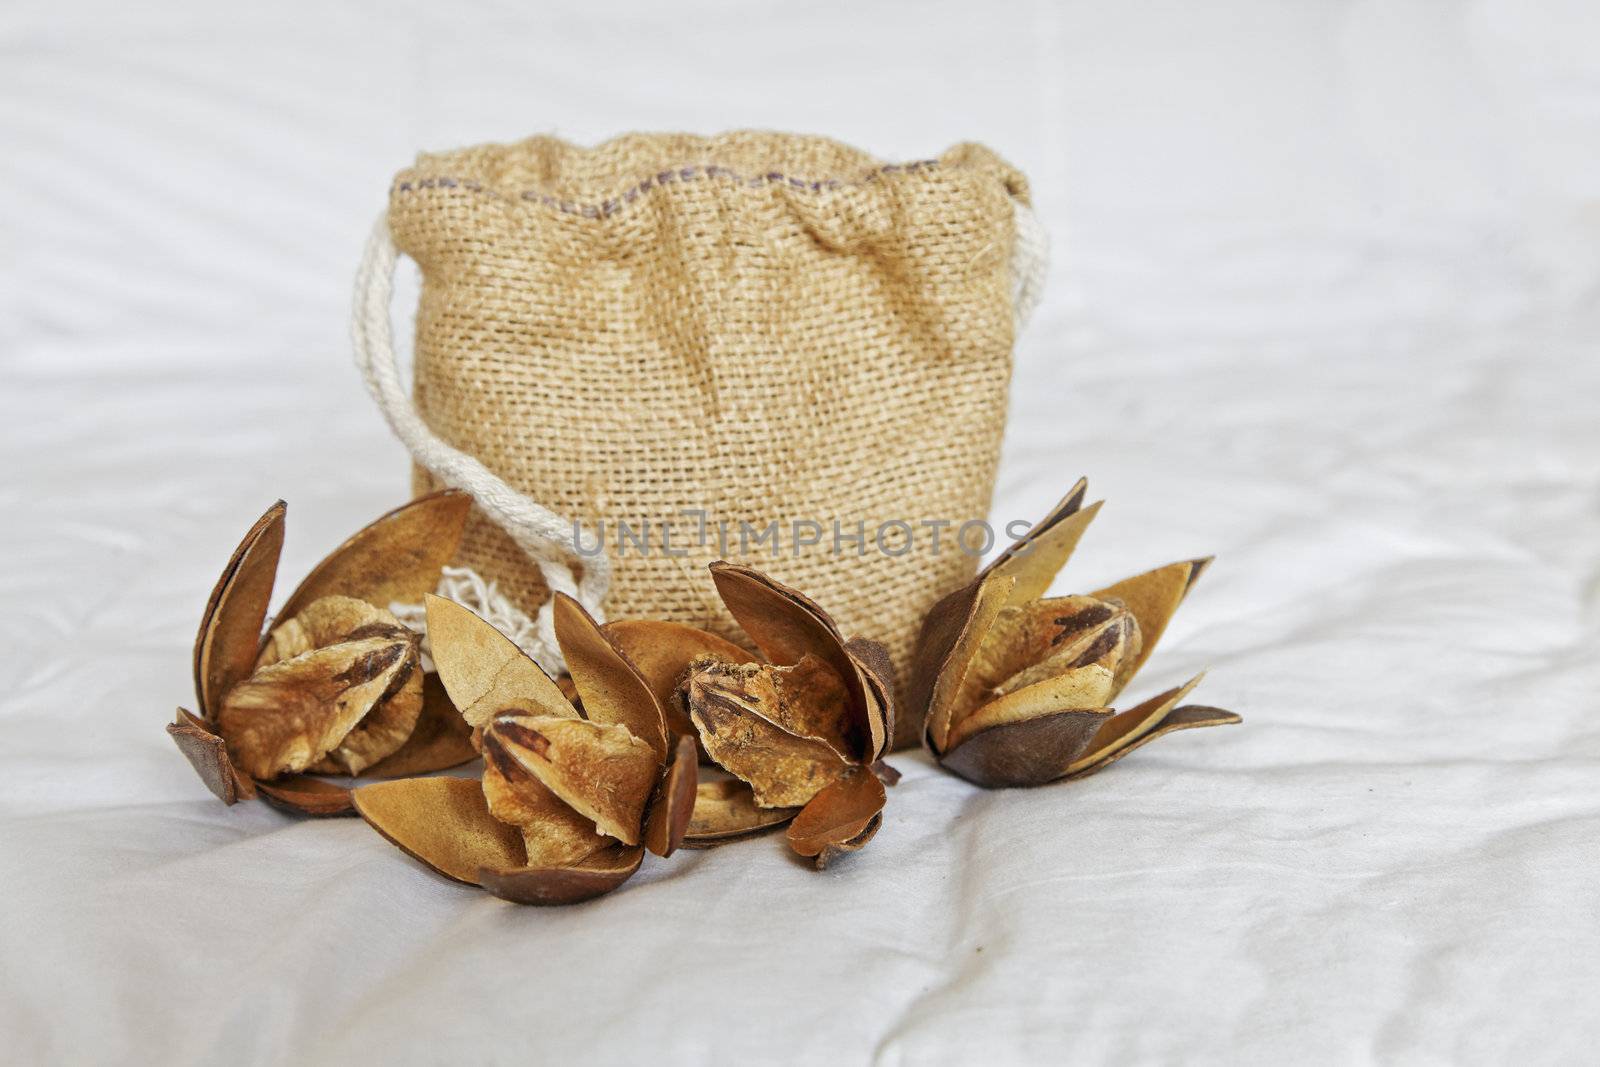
[167,493,478,815]
[912,478,1241,789]
[353,593,696,905]
[689,564,895,866]
[598,563,896,866]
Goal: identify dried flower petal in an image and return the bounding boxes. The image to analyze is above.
[1060,704,1241,780]
[786,768,886,868]
[959,597,1128,702]
[1091,558,1211,697]
[991,609,1136,699]
[552,594,667,760]
[355,777,647,904]
[921,573,1015,753]
[353,776,525,885]
[217,636,413,779]
[1060,675,1207,776]
[938,707,1114,788]
[256,775,354,817]
[257,595,412,664]
[710,562,878,759]
[194,501,285,720]
[982,482,1102,607]
[274,490,472,624]
[605,618,757,738]
[683,779,797,846]
[843,636,897,761]
[944,662,1117,751]
[167,708,255,803]
[643,735,698,858]
[477,845,646,907]
[425,594,573,729]
[253,595,426,777]
[480,741,612,868]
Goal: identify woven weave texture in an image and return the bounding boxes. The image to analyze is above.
[389,131,1027,748]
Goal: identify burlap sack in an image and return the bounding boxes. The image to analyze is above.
[375,131,1038,749]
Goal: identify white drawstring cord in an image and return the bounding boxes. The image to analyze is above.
[352,217,610,672]
[1010,201,1050,334]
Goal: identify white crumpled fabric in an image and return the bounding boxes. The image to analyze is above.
[2,2,1597,1063]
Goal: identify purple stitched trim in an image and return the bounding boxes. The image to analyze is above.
[391,159,940,219]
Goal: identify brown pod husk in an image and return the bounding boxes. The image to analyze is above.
[256,775,356,817]
[677,563,896,864]
[710,563,884,760]
[172,493,472,809]
[194,501,285,724]
[786,768,886,869]
[358,593,681,904]
[1091,559,1211,698]
[938,709,1112,788]
[477,846,647,907]
[605,619,756,740]
[425,593,573,729]
[682,779,798,847]
[217,636,416,780]
[357,563,897,892]
[552,594,667,760]
[274,492,473,624]
[353,776,525,885]
[483,713,658,845]
[167,709,254,804]
[643,736,699,858]
[1061,705,1241,779]
[914,478,1240,788]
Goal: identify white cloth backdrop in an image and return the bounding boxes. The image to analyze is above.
[3,2,1598,1063]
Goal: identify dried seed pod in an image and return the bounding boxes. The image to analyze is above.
[218,634,416,779]
[553,594,666,760]
[666,563,898,867]
[193,501,285,725]
[168,493,477,814]
[353,775,525,884]
[252,595,427,778]
[711,563,886,761]
[256,775,356,817]
[353,593,683,904]
[912,478,1241,788]
[507,563,899,869]
[687,658,854,808]
[167,708,255,804]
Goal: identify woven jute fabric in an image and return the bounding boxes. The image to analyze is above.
[388,131,1027,749]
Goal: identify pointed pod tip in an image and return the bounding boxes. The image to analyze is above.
[1175,704,1242,726]
[1060,477,1089,512]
